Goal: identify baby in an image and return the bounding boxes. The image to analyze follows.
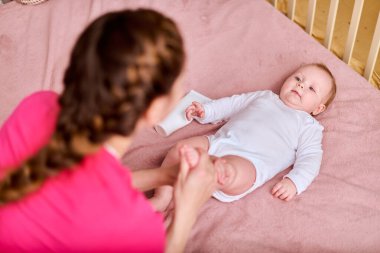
[150,63,336,211]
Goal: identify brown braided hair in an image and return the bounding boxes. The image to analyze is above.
[0,9,185,204]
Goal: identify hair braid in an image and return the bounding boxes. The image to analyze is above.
[0,9,184,204]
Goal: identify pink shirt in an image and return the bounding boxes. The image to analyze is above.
[0,91,165,252]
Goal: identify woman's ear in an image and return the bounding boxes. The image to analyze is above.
[139,80,183,128]
[143,95,172,126]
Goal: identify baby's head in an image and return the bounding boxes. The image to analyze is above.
[279,63,336,116]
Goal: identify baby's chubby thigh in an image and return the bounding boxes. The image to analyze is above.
[162,135,210,166]
[172,135,210,154]
[214,155,257,196]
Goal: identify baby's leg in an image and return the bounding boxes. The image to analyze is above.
[216,155,256,196]
[181,145,200,167]
[149,136,209,212]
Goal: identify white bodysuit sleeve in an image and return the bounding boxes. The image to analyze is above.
[285,123,324,194]
[195,91,263,124]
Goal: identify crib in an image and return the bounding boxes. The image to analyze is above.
[270,0,380,89]
[0,0,380,252]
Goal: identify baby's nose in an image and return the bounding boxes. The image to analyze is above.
[297,82,304,89]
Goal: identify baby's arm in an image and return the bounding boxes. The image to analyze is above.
[191,91,263,124]
[275,124,324,200]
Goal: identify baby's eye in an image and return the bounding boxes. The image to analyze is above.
[309,87,315,92]
[295,76,301,82]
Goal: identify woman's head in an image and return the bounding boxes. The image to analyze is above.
[62,9,185,145]
[0,9,184,203]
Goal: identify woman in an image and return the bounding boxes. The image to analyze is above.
[0,9,217,252]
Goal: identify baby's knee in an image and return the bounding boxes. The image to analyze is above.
[166,136,208,161]
[170,141,183,153]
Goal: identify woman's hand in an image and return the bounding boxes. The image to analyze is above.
[165,146,217,253]
[131,163,179,192]
[185,101,205,120]
[174,146,217,212]
[271,178,297,201]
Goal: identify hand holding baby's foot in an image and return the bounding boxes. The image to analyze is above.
[180,145,200,168]
[271,178,297,201]
[150,146,200,213]
[181,147,233,192]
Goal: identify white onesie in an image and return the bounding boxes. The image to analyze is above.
[196,90,324,202]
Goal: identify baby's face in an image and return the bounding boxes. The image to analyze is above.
[279,65,333,115]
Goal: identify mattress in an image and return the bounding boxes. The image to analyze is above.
[1,0,379,252]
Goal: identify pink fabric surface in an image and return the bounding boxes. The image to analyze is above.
[1,0,379,252]
[0,92,165,252]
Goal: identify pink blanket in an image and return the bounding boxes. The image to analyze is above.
[1,0,379,252]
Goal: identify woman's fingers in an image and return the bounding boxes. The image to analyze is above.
[178,146,191,184]
[191,149,218,193]
[173,148,217,216]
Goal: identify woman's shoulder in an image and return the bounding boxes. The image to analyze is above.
[0,90,60,173]
[5,91,60,123]
[19,90,59,108]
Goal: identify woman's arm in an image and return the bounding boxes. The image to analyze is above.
[165,147,218,253]
[131,164,178,192]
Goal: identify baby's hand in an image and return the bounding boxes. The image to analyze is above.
[185,101,205,120]
[271,178,297,201]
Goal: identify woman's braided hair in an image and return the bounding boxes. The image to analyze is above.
[0,9,185,204]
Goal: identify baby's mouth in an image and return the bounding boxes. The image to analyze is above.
[291,90,301,98]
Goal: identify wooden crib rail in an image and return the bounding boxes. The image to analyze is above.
[270,0,380,88]
[365,12,380,80]
[324,0,339,50]
[343,0,364,64]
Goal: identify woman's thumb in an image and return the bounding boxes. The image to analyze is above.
[178,146,190,184]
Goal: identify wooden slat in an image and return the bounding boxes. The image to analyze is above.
[271,0,278,9]
[324,0,339,50]
[343,0,364,64]
[306,0,317,35]
[287,0,296,21]
[364,12,380,80]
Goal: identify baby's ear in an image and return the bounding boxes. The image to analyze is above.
[312,103,326,116]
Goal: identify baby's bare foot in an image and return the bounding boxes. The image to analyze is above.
[181,145,200,168]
